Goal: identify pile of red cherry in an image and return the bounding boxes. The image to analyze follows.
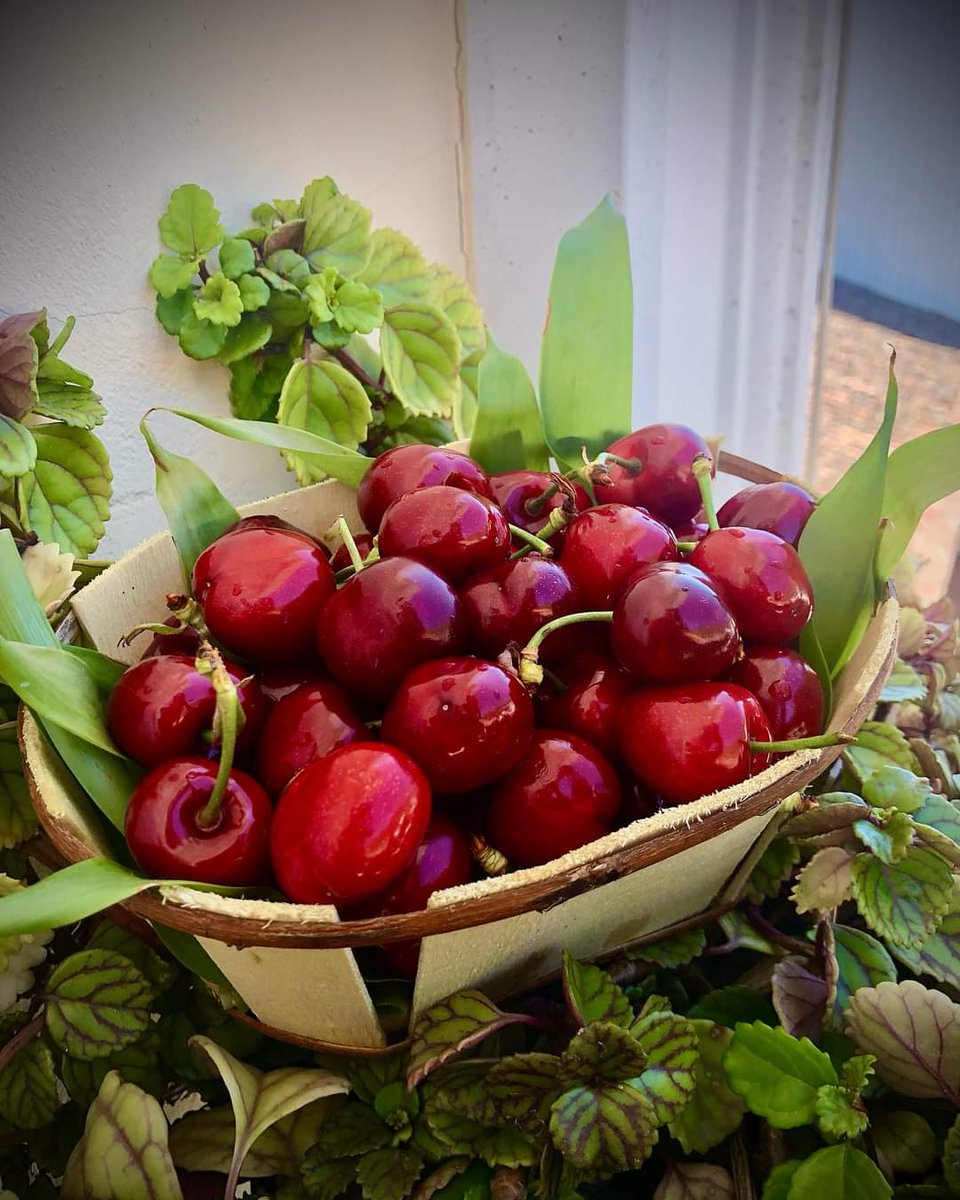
[106,424,825,976]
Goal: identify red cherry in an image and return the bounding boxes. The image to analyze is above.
[611,561,741,682]
[141,617,203,659]
[489,470,590,549]
[560,504,678,609]
[381,657,534,794]
[724,646,824,741]
[356,444,492,533]
[107,655,265,768]
[671,518,710,544]
[256,664,329,706]
[535,652,632,760]
[616,778,663,825]
[616,682,773,806]
[596,424,711,525]
[124,758,272,886]
[486,731,621,866]
[270,743,431,905]
[255,680,368,795]
[379,486,511,583]
[330,531,375,573]
[317,558,466,702]
[459,556,579,665]
[192,521,334,664]
[717,481,816,548]
[690,528,813,642]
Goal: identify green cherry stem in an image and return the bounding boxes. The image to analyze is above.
[603,452,643,475]
[519,610,614,685]
[676,540,698,553]
[749,731,855,754]
[333,517,365,574]
[692,455,719,531]
[524,479,561,518]
[194,644,242,830]
[469,832,509,877]
[508,524,555,557]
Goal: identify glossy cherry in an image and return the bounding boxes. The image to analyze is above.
[107,654,265,768]
[595,424,711,525]
[560,504,678,609]
[486,731,621,866]
[381,657,534,794]
[192,518,334,664]
[459,556,580,665]
[356,444,492,533]
[489,470,590,548]
[255,679,369,795]
[717,481,816,548]
[317,557,466,702]
[616,682,773,807]
[270,743,431,905]
[535,652,632,760]
[124,757,273,886]
[724,645,824,740]
[378,486,512,583]
[330,531,375,573]
[690,527,813,642]
[611,561,741,682]
[256,664,329,705]
[141,616,202,659]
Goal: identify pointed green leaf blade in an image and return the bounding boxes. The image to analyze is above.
[23,425,112,556]
[407,990,535,1089]
[470,333,550,473]
[877,423,960,582]
[278,358,372,485]
[722,1021,837,1128]
[44,948,154,1060]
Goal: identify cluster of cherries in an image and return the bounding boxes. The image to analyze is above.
[107,424,832,976]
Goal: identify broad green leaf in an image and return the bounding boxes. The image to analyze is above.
[0,725,37,846]
[216,314,272,364]
[846,979,960,1102]
[912,789,960,845]
[890,880,960,988]
[356,1148,425,1200]
[863,764,929,812]
[169,1098,332,1178]
[61,1071,183,1200]
[561,950,633,1028]
[407,990,535,1088]
[155,288,195,336]
[301,1154,358,1200]
[0,415,37,477]
[0,1035,57,1130]
[140,417,239,582]
[873,1111,938,1178]
[761,1161,802,1200]
[771,956,829,1040]
[548,1081,657,1172]
[0,318,39,421]
[23,424,112,556]
[61,1029,165,1106]
[381,303,461,418]
[277,357,372,484]
[629,1011,699,1121]
[722,1021,837,1128]
[853,810,915,864]
[158,183,223,257]
[628,926,707,968]
[31,388,106,430]
[86,921,175,994]
[219,236,256,280]
[426,266,485,359]
[687,985,778,1029]
[190,1034,350,1196]
[238,272,271,312]
[44,948,153,1060]
[424,1107,535,1167]
[485,1053,563,1137]
[783,1144,891,1200]
[193,271,243,328]
[312,1099,391,1158]
[539,194,632,468]
[944,1115,960,1194]
[178,310,227,359]
[850,847,953,947]
[358,228,432,307]
[453,349,482,440]
[333,280,383,335]
[792,847,854,913]
[745,837,801,903]
[148,254,199,299]
[653,1162,734,1200]
[877,424,960,582]
[229,353,291,421]
[559,1021,649,1087]
[832,925,897,1015]
[844,722,922,782]
[302,189,372,276]
[799,354,898,680]
[37,343,92,387]
[667,1021,745,1154]
[879,658,927,703]
[43,720,139,833]
[470,332,550,473]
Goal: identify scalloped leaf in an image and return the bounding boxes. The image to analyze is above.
[178,311,227,359]
[193,271,243,327]
[0,1034,57,1130]
[148,254,199,299]
[426,265,485,359]
[723,1022,837,1128]
[844,722,921,782]
[0,724,36,847]
[781,793,869,838]
[862,765,928,812]
[302,187,372,276]
[238,272,271,312]
[158,183,223,257]
[873,1111,938,1178]
[219,236,256,280]
[772,957,829,1040]
[890,881,960,987]
[61,1029,165,1107]
[0,317,39,421]
[23,424,112,556]
[781,1144,891,1199]
[424,1108,536,1168]
[792,848,854,913]
[548,1081,657,1173]
[313,1099,391,1159]
[831,925,897,1016]
[745,837,801,903]
[381,303,461,418]
[44,949,153,1060]
[359,228,432,307]
[0,414,37,480]
[627,927,707,968]
[31,387,106,430]
[667,1021,744,1154]
[277,357,372,485]
[628,1011,699,1121]
[301,1154,359,1200]
[559,1022,648,1087]
[217,315,272,365]
[561,951,632,1028]
[484,1053,562,1138]
[356,1148,425,1200]
[653,1162,734,1200]
[853,810,915,864]
[879,658,927,703]
[850,847,953,947]
[407,990,534,1089]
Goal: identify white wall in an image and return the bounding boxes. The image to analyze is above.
[0,0,468,553]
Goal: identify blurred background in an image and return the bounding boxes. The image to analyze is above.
[1,0,958,597]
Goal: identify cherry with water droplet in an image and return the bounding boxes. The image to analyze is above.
[560,504,678,609]
[717,481,816,547]
[255,679,369,795]
[724,645,824,740]
[378,486,512,583]
[356,444,492,533]
[459,555,580,664]
[535,652,632,759]
[595,424,712,525]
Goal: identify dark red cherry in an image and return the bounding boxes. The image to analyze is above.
[381,657,534,794]
[535,652,632,760]
[229,513,325,543]
[107,655,265,768]
[255,679,368,795]
[616,778,662,826]
[616,682,773,806]
[486,731,621,866]
[124,758,272,886]
[257,664,329,706]
[459,556,579,665]
[270,743,431,904]
[671,518,710,544]
[317,558,466,702]
[356,444,492,533]
[379,486,511,583]
[724,646,824,741]
[595,424,711,525]
[141,617,203,659]
[611,561,741,682]
[560,504,678,609]
[489,470,590,549]
[330,531,375,573]
[690,527,813,642]
[192,521,334,664]
[717,481,816,548]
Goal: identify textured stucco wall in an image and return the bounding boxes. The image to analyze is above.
[0,0,468,553]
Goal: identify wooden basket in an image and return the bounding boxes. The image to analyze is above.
[19,451,898,1051]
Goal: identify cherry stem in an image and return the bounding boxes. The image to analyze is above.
[469,832,509,877]
[166,593,214,641]
[692,455,719,531]
[524,480,560,518]
[508,524,554,557]
[518,610,613,685]
[676,540,697,553]
[194,644,241,829]
[332,517,365,574]
[603,453,643,475]
[750,731,855,754]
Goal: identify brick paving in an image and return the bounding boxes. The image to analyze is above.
[809,307,960,604]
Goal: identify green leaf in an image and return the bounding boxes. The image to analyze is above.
[539,194,632,468]
[628,1011,699,1121]
[792,848,854,913]
[722,1021,837,1128]
[628,927,707,968]
[219,236,256,280]
[0,317,39,421]
[783,1144,891,1200]
[559,1021,649,1088]
[170,1098,330,1178]
[44,948,153,1060]
[912,790,960,846]
[470,332,550,473]
[814,1081,870,1140]
[193,271,243,328]
[485,1053,563,1137]
[873,1111,938,1179]
[891,881,960,987]
[761,1162,802,1200]
[854,810,915,864]
[745,837,801,903]
[407,990,534,1088]
[301,1155,359,1200]
[667,1020,745,1154]
[944,1115,960,1194]
[419,1058,495,1126]
[155,288,195,336]
[0,725,38,847]
[61,1071,184,1200]
[548,1081,657,1173]
[334,279,384,335]
[424,1108,535,1168]
[831,925,897,1015]
[426,266,485,359]
[863,765,929,813]
[880,658,928,703]
[158,183,224,257]
[850,847,954,947]
[216,314,272,364]
[799,353,898,681]
[238,272,271,312]
[381,303,461,418]
[23,425,112,556]
[687,986,778,1029]
[277,357,372,484]
[453,349,482,440]
[358,228,432,307]
[31,388,106,430]
[178,310,227,359]
[0,1035,57,1130]
[771,956,829,1041]
[561,950,633,1028]
[86,921,175,994]
[653,1162,735,1200]
[0,414,37,478]
[845,722,922,782]
[148,254,199,299]
[314,1099,393,1158]
[61,1029,165,1106]
[229,353,291,421]
[189,1033,350,1197]
[356,1148,425,1200]
[877,424,960,581]
[302,188,372,276]
[845,979,960,1102]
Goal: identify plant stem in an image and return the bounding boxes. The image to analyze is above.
[329,345,387,395]
[194,645,241,829]
[469,833,509,877]
[676,540,697,553]
[750,732,854,754]
[743,905,815,958]
[692,454,719,531]
[334,517,365,574]
[0,1010,44,1077]
[518,611,614,685]
[524,480,560,518]
[508,524,554,557]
